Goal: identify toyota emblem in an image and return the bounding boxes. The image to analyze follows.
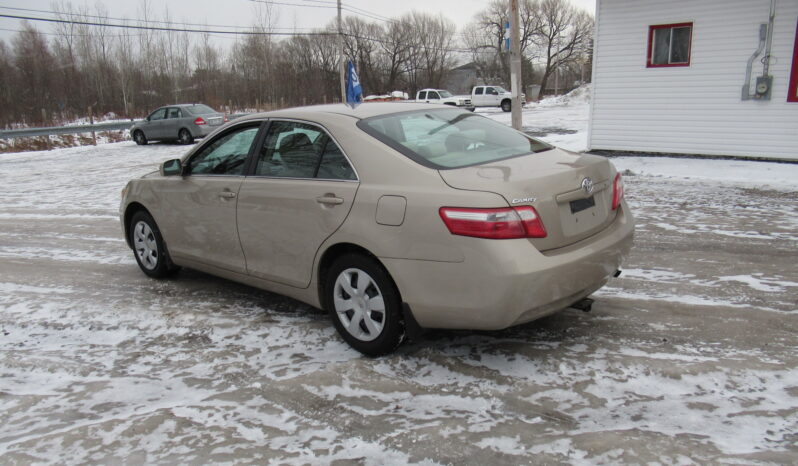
[581,177,594,194]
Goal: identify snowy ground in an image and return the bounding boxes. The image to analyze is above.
[1,96,797,464]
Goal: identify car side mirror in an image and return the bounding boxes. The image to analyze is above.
[161,158,183,176]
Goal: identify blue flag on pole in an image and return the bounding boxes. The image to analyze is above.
[346,60,363,106]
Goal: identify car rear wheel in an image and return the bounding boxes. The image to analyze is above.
[129,211,179,278]
[501,99,511,112]
[325,254,405,356]
[178,128,194,145]
[133,130,148,145]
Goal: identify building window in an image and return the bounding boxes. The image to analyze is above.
[647,22,693,67]
[788,19,798,102]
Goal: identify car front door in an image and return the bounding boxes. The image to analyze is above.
[484,87,499,105]
[427,91,441,103]
[143,107,167,139]
[236,120,358,288]
[156,122,263,273]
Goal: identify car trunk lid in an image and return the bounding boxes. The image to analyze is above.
[437,148,617,251]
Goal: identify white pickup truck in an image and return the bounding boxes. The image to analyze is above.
[471,85,526,112]
[415,89,474,111]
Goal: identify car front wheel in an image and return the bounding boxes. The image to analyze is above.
[129,211,179,278]
[133,130,148,145]
[501,99,511,112]
[325,254,405,356]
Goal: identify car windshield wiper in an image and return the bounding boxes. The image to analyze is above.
[427,113,478,135]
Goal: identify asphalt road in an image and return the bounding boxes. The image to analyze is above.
[0,142,796,464]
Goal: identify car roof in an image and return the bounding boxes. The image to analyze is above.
[236,102,459,122]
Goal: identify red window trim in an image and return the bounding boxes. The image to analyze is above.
[788,19,798,102]
[647,22,693,68]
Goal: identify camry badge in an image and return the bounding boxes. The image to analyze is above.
[581,177,594,195]
[511,197,537,204]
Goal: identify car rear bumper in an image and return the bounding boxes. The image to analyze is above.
[191,123,222,138]
[381,203,634,330]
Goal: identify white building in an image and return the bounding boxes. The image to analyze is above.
[588,0,798,161]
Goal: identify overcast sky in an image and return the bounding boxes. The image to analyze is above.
[0,0,596,45]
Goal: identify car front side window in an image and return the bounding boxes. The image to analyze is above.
[187,125,260,176]
[148,108,166,121]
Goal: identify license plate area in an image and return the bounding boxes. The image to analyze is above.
[570,196,595,214]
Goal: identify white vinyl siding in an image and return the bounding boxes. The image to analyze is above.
[589,0,798,160]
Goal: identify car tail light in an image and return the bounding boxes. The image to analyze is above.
[439,206,547,239]
[223,115,229,122]
[612,172,624,210]
[194,117,207,125]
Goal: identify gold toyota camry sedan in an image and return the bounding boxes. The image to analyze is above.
[120,103,634,356]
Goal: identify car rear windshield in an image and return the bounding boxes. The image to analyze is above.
[184,104,217,115]
[357,108,552,169]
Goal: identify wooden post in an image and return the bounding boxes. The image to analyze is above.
[255,98,260,112]
[89,105,97,146]
[323,95,327,104]
[280,97,285,108]
[302,96,307,107]
[41,109,50,150]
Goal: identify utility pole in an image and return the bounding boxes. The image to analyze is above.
[338,0,346,103]
[509,0,522,130]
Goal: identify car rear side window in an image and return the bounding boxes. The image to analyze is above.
[255,121,355,180]
[187,125,260,176]
[167,108,182,119]
[358,108,552,169]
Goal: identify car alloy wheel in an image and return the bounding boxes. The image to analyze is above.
[333,268,386,342]
[501,100,511,112]
[134,131,147,145]
[133,220,159,270]
[179,129,193,145]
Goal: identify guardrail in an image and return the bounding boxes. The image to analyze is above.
[0,121,141,139]
[0,114,251,140]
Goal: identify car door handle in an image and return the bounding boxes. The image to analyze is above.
[219,191,237,199]
[316,195,343,205]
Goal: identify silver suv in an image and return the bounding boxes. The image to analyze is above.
[131,104,226,145]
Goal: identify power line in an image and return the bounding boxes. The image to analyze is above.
[0,14,336,36]
[0,6,317,32]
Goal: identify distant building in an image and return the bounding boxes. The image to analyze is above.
[444,63,479,94]
[588,0,798,161]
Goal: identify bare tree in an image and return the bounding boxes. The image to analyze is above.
[530,0,593,96]
[403,12,457,94]
[463,0,540,85]
[12,23,57,124]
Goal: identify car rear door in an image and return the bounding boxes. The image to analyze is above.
[236,119,358,288]
[164,107,182,140]
[472,87,485,106]
[155,121,264,273]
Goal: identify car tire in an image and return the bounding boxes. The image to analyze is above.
[129,211,179,278]
[501,99,511,112]
[324,253,405,356]
[178,128,194,145]
[133,130,148,145]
